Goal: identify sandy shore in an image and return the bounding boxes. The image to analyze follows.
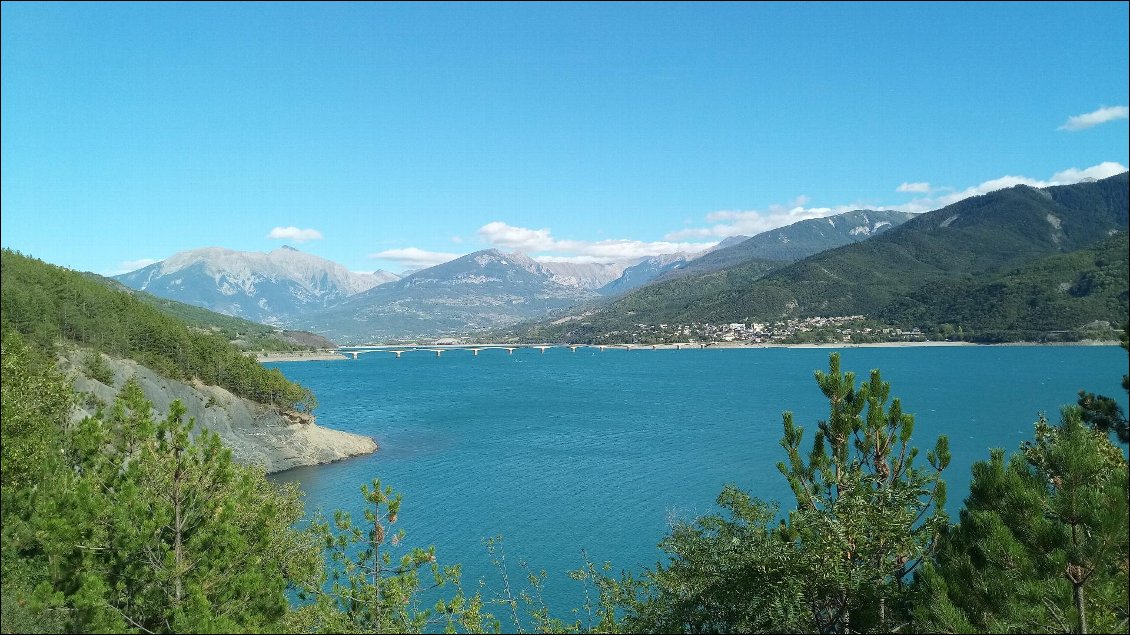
[254,350,348,362]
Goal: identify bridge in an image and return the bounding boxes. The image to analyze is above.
[335,343,709,359]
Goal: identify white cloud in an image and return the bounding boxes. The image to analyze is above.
[1050,162,1128,183]
[477,221,716,262]
[267,226,323,242]
[477,222,558,252]
[1059,105,1129,131]
[896,182,933,193]
[895,161,1128,214]
[111,258,158,275]
[450,235,464,244]
[372,162,1127,273]
[667,161,1128,238]
[666,203,869,240]
[369,247,460,269]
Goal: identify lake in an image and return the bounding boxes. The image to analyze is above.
[267,344,1128,625]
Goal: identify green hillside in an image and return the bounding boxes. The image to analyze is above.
[1,249,316,412]
[877,231,1129,340]
[94,275,336,351]
[524,173,1128,342]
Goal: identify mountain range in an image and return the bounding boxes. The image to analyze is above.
[116,246,398,324]
[524,172,1129,342]
[112,172,1130,344]
[654,209,916,282]
[113,208,920,342]
[292,250,600,342]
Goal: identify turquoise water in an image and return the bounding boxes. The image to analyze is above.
[267,345,1128,622]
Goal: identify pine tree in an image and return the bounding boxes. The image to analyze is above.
[300,478,493,634]
[776,352,950,633]
[606,353,949,634]
[916,408,1129,633]
[1076,322,1129,443]
[19,382,322,633]
[0,329,75,633]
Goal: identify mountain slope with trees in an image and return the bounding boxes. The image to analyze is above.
[876,231,1129,340]
[96,274,336,351]
[527,173,1128,342]
[2,249,316,412]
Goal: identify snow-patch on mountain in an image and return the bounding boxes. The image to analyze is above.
[115,246,399,324]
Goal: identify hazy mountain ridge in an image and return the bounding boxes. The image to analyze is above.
[116,246,399,323]
[537,260,633,289]
[296,249,603,342]
[598,253,693,296]
[654,209,916,282]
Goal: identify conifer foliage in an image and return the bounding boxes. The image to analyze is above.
[915,409,1129,634]
[776,353,950,633]
[610,353,950,634]
[8,377,320,633]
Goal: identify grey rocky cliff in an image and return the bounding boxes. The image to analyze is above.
[61,349,377,473]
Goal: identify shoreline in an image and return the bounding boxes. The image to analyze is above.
[254,350,348,363]
[259,339,1121,362]
[693,339,1120,349]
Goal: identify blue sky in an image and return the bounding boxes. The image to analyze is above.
[2,2,1127,275]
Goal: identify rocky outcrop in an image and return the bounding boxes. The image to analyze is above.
[61,348,377,473]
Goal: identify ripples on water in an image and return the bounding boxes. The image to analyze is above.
[268,345,1128,624]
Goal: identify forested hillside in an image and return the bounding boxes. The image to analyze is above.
[877,231,1130,340]
[1,249,316,412]
[96,275,336,352]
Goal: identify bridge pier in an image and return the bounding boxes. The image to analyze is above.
[350,351,359,359]
[471,348,481,356]
[506,348,515,355]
